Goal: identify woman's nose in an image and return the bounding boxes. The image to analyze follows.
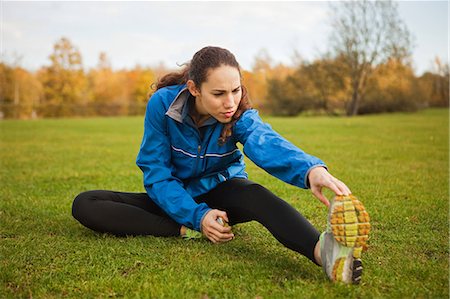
[223,93,235,109]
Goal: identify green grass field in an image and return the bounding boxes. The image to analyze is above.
[1,109,448,298]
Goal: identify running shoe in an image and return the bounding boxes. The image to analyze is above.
[321,194,370,284]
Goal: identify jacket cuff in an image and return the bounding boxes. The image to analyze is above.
[196,208,212,232]
[304,164,328,189]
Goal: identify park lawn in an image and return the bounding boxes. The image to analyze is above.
[1,108,448,298]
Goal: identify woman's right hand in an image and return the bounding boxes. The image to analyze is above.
[201,209,234,244]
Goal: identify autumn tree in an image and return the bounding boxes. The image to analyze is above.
[0,62,18,118]
[361,58,425,114]
[418,57,449,108]
[39,37,87,116]
[266,55,350,116]
[295,55,349,114]
[244,50,273,112]
[85,52,124,115]
[329,0,413,115]
[266,77,304,116]
[128,66,155,115]
[242,70,266,112]
[246,49,295,114]
[0,62,42,119]
[90,52,116,103]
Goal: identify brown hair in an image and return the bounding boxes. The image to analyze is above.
[218,85,251,145]
[156,46,252,145]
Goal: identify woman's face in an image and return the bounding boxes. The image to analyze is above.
[188,65,242,124]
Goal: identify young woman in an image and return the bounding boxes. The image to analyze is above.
[72,46,370,284]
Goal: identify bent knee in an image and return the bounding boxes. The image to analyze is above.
[243,183,286,206]
[72,190,103,220]
[245,183,274,197]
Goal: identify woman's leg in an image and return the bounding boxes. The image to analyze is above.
[195,178,320,264]
[72,190,181,237]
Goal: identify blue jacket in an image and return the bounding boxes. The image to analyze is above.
[136,84,326,231]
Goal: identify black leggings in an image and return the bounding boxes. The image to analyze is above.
[72,178,320,263]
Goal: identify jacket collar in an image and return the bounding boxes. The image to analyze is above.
[165,85,217,127]
[165,86,190,123]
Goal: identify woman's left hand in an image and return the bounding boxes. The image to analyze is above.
[307,166,351,207]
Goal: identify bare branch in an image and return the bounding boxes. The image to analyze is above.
[328,0,414,115]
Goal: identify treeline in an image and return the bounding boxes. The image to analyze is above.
[0,38,161,119]
[264,55,449,116]
[0,37,448,119]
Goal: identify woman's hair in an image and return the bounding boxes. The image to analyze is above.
[156,46,252,145]
[218,85,251,145]
[156,46,239,90]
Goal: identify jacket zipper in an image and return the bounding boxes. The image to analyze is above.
[193,122,202,177]
[194,144,201,176]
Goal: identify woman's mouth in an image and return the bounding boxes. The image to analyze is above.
[223,111,235,118]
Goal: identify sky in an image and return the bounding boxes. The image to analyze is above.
[2,1,448,76]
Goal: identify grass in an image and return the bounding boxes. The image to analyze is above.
[1,108,448,298]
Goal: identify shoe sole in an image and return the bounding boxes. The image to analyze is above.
[329,195,370,284]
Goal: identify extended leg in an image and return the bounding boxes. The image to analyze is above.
[195,179,320,263]
[72,190,181,237]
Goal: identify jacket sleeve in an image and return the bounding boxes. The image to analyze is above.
[234,109,327,189]
[136,92,211,231]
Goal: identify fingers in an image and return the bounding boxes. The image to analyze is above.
[311,186,330,207]
[207,230,234,244]
[327,176,351,196]
[205,225,234,244]
[201,209,234,244]
[216,210,229,224]
[308,167,352,206]
[314,177,351,207]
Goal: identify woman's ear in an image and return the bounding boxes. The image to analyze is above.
[187,80,200,97]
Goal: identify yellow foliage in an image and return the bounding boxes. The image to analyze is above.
[361,59,425,113]
[0,64,42,118]
[0,39,442,118]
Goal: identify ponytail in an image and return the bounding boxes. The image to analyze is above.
[155,65,189,90]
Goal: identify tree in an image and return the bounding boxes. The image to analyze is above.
[329,0,413,115]
[430,57,449,107]
[266,72,310,116]
[418,57,450,108]
[297,55,349,114]
[247,49,295,114]
[86,52,119,115]
[0,62,42,119]
[39,37,87,116]
[251,49,273,74]
[361,58,425,114]
[265,55,351,116]
[246,49,273,111]
[129,66,156,115]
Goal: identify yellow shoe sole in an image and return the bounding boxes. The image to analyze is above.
[329,195,370,284]
[330,194,370,253]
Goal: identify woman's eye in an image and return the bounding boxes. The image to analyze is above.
[232,89,241,94]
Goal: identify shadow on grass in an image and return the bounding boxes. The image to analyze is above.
[67,219,323,285]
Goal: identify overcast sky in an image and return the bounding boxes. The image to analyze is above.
[2,1,448,75]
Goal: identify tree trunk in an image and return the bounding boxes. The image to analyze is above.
[347,68,368,116]
[347,88,360,116]
[347,76,360,116]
